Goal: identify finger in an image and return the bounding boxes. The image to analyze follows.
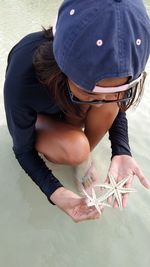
[79,198,99,213]
[113,175,133,209]
[75,195,86,204]
[122,193,128,209]
[84,203,104,215]
[80,197,93,208]
[85,202,104,215]
[77,209,101,222]
[107,196,113,204]
[117,175,123,182]
[100,206,105,213]
[135,168,150,189]
[113,200,118,209]
[104,175,114,205]
[87,209,101,220]
[122,175,133,208]
[104,176,109,184]
[104,176,113,204]
[93,214,101,220]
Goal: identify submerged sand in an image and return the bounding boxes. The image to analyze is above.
[0,1,150,267]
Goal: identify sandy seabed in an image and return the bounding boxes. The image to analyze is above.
[0,1,150,267]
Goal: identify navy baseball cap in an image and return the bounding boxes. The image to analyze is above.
[53,0,150,91]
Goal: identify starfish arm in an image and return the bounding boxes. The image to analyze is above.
[95,204,102,214]
[87,201,102,214]
[108,174,117,188]
[97,188,115,202]
[87,202,96,207]
[92,188,97,201]
[118,188,137,194]
[87,198,112,210]
[117,176,131,187]
[95,183,112,189]
[87,198,112,208]
[114,189,123,210]
[82,188,93,202]
[98,201,112,208]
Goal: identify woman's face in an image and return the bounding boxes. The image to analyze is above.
[68,76,129,107]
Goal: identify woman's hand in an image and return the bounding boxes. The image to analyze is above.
[50,187,102,223]
[106,155,150,208]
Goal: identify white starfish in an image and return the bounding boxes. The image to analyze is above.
[82,187,112,214]
[95,174,137,210]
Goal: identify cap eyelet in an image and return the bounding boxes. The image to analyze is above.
[70,9,75,15]
[96,39,103,46]
[136,39,142,46]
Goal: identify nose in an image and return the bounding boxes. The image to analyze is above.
[98,93,118,101]
[95,93,107,101]
[88,94,106,101]
[99,93,107,100]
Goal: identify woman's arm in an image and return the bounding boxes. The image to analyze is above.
[3,93,64,204]
[109,110,132,158]
[84,103,131,158]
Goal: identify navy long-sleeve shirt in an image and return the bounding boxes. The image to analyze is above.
[4,31,132,203]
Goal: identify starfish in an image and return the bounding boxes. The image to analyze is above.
[82,187,112,214]
[95,174,137,210]
[82,174,137,212]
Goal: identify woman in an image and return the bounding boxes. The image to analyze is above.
[4,0,150,223]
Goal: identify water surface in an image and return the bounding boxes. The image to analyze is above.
[0,1,150,267]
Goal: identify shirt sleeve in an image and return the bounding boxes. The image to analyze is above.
[4,95,64,205]
[109,110,132,158]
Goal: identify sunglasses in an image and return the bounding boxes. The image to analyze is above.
[67,72,147,105]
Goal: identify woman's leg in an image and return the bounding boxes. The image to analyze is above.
[35,115,90,166]
[75,103,119,191]
[35,104,119,192]
[35,104,119,166]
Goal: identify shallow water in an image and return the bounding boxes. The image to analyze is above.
[0,1,150,267]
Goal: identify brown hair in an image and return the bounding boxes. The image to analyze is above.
[33,26,85,121]
[33,26,145,119]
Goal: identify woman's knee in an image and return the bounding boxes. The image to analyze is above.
[36,129,90,166]
[65,132,91,166]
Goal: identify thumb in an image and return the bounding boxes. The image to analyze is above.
[80,196,89,206]
[70,196,87,207]
[135,168,150,189]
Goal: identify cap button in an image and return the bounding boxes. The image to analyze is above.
[70,9,75,15]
